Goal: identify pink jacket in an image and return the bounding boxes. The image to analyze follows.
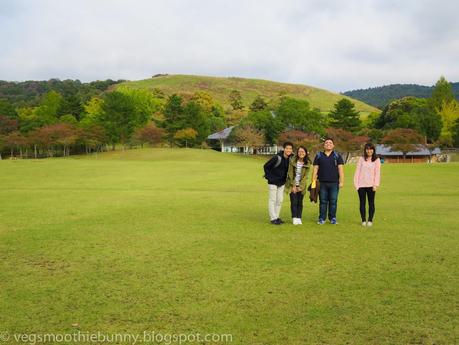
[353,157,381,189]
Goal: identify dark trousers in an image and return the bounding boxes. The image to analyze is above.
[319,182,339,221]
[357,187,376,221]
[290,192,304,218]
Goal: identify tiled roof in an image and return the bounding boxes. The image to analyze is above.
[376,144,441,156]
[207,126,235,140]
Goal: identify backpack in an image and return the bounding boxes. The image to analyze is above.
[263,155,282,179]
[316,151,340,166]
[273,155,282,168]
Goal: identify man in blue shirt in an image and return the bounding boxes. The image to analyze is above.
[312,138,344,224]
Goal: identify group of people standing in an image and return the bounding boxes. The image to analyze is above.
[263,138,381,226]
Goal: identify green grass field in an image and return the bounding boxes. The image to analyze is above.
[119,74,380,117]
[1,149,458,345]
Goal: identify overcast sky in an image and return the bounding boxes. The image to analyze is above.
[1,0,458,92]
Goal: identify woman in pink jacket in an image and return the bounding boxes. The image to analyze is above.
[353,143,381,227]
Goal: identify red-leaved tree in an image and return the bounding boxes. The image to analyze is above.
[3,131,28,158]
[325,128,369,162]
[277,130,321,153]
[133,123,165,147]
[79,124,107,154]
[381,128,424,159]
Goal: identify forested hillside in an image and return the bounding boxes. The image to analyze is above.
[343,83,459,109]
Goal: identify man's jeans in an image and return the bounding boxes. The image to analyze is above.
[319,182,339,221]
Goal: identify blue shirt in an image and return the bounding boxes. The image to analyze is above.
[313,151,344,182]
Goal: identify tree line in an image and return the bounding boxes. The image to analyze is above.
[0,76,458,159]
[342,80,459,109]
[229,76,459,158]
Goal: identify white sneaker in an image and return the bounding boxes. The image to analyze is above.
[297,218,303,225]
[367,221,373,227]
[292,218,298,225]
[362,221,367,227]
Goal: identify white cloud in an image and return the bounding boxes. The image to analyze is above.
[0,0,458,91]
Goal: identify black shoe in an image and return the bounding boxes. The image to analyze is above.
[270,219,281,225]
[276,218,285,224]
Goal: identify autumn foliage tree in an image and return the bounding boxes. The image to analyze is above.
[173,128,198,148]
[0,115,19,135]
[381,128,424,159]
[326,128,369,162]
[28,123,79,157]
[79,124,107,154]
[134,123,165,147]
[3,131,28,158]
[232,124,265,151]
[277,130,321,153]
[54,124,79,156]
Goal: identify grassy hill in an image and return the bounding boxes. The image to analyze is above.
[1,148,458,344]
[119,74,380,117]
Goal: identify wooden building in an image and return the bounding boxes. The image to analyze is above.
[376,144,441,163]
[207,127,278,154]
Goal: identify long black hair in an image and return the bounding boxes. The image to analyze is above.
[295,145,310,164]
[363,143,378,162]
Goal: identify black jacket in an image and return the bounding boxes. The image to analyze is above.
[263,151,290,186]
[307,181,320,203]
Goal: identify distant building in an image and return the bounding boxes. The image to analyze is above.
[376,144,441,163]
[207,126,278,154]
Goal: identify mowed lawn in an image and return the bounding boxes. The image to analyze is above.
[0,149,458,345]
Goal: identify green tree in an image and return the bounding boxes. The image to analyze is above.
[329,99,361,133]
[81,97,104,127]
[250,95,268,112]
[161,94,186,145]
[0,99,18,119]
[17,107,44,133]
[415,106,442,144]
[60,114,78,125]
[276,97,325,134]
[59,94,83,119]
[431,76,455,111]
[100,91,137,149]
[229,90,244,110]
[182,101,211,144]
[245,109,284,144]
[452,117,459,147]
[437,99,459,146]
[208,104,226,133]
[117,86,163,126]
[375,97,442,143]
[35,91,62,124]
